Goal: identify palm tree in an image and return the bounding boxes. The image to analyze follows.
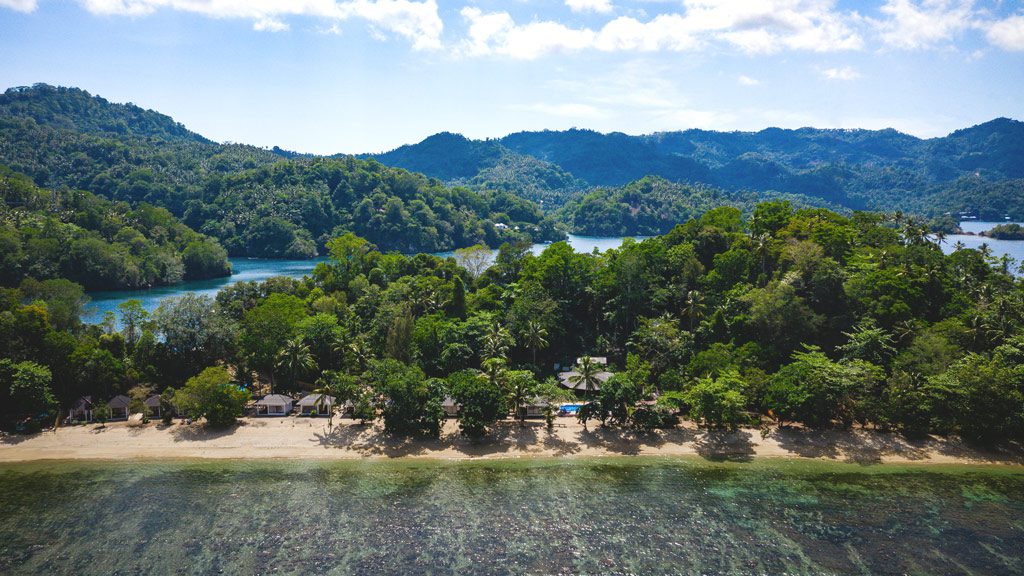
[483,321,513,360]
[522,320,549,368]
[343,334,372,375]
[752,233,771,276]
[275,338,316,392]
[312,377,339,430]
[568,356,602,395]
[682,290,706,331]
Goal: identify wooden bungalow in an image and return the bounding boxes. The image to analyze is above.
[144,394,163,418]
[519,397,551,419]
[255,394,293,416]
[67,396,94,422]
[296,394,335,416]
[108,395,131,420]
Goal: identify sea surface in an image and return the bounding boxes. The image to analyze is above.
[81,235,644,324]
[0,458,1021,575]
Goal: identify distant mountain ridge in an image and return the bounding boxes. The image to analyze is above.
[2,83,1022,241]
[371,120,1024,219]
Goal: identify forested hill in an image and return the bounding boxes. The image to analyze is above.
[0,167,230,290]
[557,176,846,236]
[366,132,587,207]
[371,120,1024,219]
[0,84,209,142]
[0,84,563,257]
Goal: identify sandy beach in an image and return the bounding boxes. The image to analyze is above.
[1,416,1021,465]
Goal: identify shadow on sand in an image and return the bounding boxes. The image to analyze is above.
[770,426,1024,465]
[169,422,246,442]
[692,429,756,462]
[313,419,590,458]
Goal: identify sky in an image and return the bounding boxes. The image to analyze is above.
[0,0,1022,154]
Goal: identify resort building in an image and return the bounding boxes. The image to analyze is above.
[520,397,551,419]
[108,395,131,420]
[255,394,293,416]
[442,396,460,417]
[296,394,335,416]
[144,394,163,418]
[68,396,94,422]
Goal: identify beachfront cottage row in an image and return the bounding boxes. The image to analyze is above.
[67,394,168,422]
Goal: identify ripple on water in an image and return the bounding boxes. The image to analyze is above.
[0,458,1021,575]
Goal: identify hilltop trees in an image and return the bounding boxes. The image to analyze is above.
[0,169,230,291]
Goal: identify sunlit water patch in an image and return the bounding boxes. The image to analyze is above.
[0,458,1021,575]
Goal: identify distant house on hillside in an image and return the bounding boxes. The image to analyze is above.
[256,394,293,416]
[108,395,131,420]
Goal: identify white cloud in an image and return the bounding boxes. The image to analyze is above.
[460,0,862,59]
[822,65,861,80]
[738,75,760,86]
[873,0,976,49]
[77,0,443,49]
[0,0,38,12]
[253,17,288,32]
[987,14,1024,51]
[566,0,613,14]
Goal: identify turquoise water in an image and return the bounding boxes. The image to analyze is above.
[80,227,1020,326]
[81,235,643,325]
[0,458,1021,575]
[945,222,1024,272]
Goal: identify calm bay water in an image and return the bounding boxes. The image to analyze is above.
[0,458,1021,575]
[944,222,1024,269]
[81,235,644,324]
[82,226,1022,325]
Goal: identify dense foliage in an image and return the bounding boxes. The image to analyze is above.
[557,176,844,235]
[0,167,230,289]
[172,366,250,428]
[0,85,564,257]
[4,201,1024,445]
[188,156,564,256]
[984,223,1024,240]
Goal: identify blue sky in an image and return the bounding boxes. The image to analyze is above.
[0,0,1022,154]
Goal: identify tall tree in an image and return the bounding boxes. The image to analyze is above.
[521,320,549,368]
[568,356,603,395]
[275,337,316,392]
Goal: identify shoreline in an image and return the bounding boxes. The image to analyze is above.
[2,417,1022,466]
